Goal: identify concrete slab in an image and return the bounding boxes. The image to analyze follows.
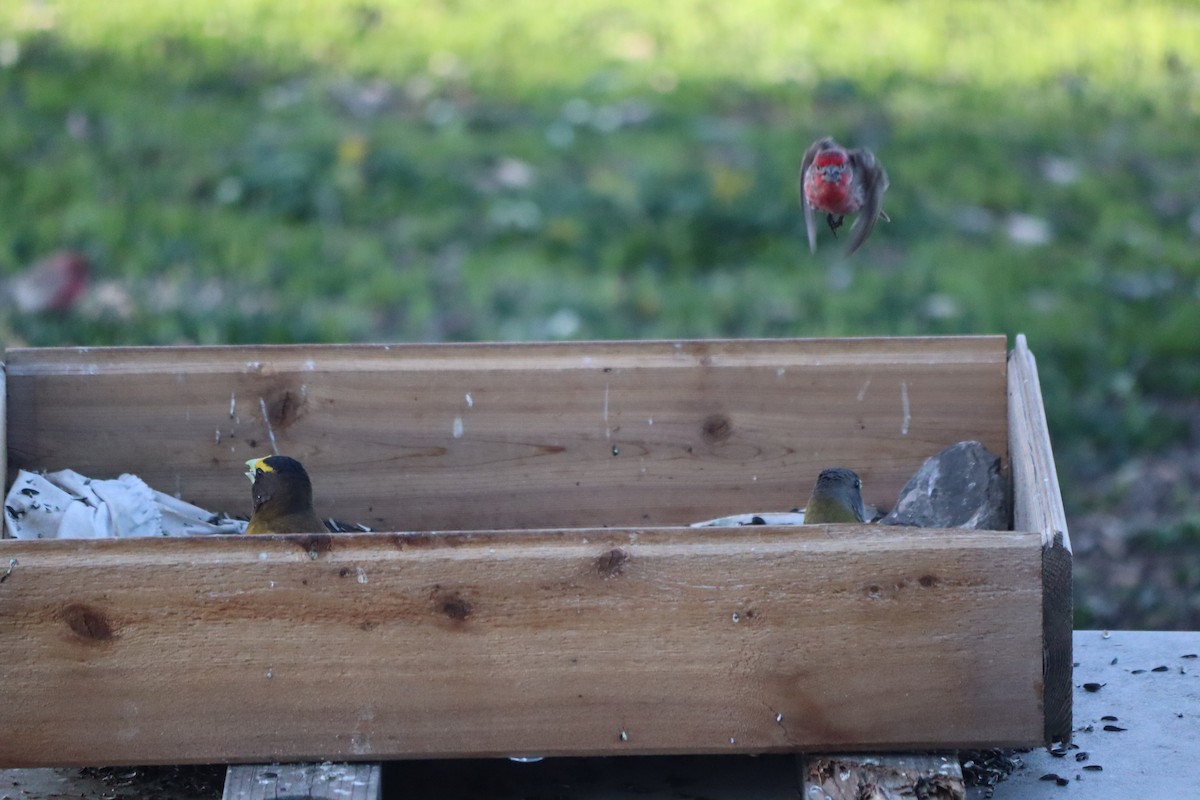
[980,629,1200,799]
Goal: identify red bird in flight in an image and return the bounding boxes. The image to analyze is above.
[800,137,889,255]
[10,250,90,313]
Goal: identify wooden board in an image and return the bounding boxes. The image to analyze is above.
[0,360,6,522]
[800,753,964,800]
[4,337,1008,532]
[0,524,1045,767]
[222,763,380,800]
[1007,334,1073,745]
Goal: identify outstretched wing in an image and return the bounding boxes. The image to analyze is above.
[845,147,889,255]
[799,137,835,253]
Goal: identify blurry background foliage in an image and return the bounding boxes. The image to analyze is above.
[1,1,1198,628]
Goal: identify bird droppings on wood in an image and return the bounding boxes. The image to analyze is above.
[60,603,115,642]
[258,397,279,455]
[595,547,629,578]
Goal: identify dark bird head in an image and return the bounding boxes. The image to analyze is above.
[245,455,314,514]
[803,467,867,524]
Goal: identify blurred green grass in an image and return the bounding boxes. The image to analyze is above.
[3,1,1199,626]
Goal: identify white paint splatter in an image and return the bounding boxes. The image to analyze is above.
[452,416,464,438]
[465,392,473,408]
[900,381,911,435]
[303,359,316,371]
[229,392,237,418]
[259,397,279,454]
[776,367,786,377]
[356,567,368,584]
[857,378,871,401]
[603,383,610,440]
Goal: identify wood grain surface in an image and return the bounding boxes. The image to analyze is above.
[4,337,1008,532]
[0,525,1044,766]
[1007,334,1073,746]
[222,762,380,800]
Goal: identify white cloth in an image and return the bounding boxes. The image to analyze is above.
[4,469,247,539]
[689,511,807,527]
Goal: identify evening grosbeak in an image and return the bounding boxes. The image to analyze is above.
[244,455,328,535]
[800,136,889,255]
[802,467,868,524]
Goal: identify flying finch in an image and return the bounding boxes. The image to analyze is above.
[800,137,889,255]
[10,250,89,313]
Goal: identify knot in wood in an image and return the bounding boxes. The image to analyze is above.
[595,547,629,578]
[60,603,115,642]
[701,413,733,444]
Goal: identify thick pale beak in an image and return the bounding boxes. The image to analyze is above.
[245,457,266,482]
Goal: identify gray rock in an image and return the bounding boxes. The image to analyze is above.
[881,441,1009,530]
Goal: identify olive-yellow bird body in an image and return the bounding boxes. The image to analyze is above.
[803,467,867,524]
[245,455,328,535]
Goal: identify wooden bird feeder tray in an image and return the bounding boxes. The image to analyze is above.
[0,335,1070,767]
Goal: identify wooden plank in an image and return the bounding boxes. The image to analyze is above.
[1007,336,1070,547]
[4,337,1008,531]
[223,763,380,800]
[0,360,6,538]
[0,525,1045,767]
[1007,334,1072,746]
[800,753,964,800]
